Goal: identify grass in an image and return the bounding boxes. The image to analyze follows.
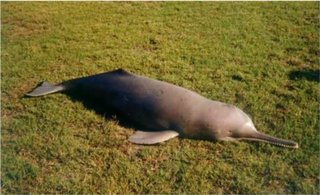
[1,1,319,194]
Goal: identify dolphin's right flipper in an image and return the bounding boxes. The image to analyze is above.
[129,130,179,145]
[26,82,65,97]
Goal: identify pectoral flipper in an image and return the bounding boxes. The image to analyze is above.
[129,130,179,145]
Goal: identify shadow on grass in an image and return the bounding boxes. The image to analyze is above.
[23,89,145,131]
[64,91,149,132]
[289,69,319,82]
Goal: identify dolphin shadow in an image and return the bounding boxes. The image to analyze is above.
[289,69,319,82]
[63,91,151,132]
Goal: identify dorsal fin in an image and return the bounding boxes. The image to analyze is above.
[112,68,131,75]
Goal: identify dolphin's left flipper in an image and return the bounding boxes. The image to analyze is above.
[129,130,179,145]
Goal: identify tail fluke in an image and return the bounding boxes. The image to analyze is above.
[26,82,65,97]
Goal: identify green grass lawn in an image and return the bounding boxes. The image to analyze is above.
[1,2,319,194]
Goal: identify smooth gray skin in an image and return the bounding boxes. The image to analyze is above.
[26,69,298,148]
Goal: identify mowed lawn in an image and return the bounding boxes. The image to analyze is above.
[1,2,319,194]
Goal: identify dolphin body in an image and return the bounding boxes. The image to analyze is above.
[27,69,298,148]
